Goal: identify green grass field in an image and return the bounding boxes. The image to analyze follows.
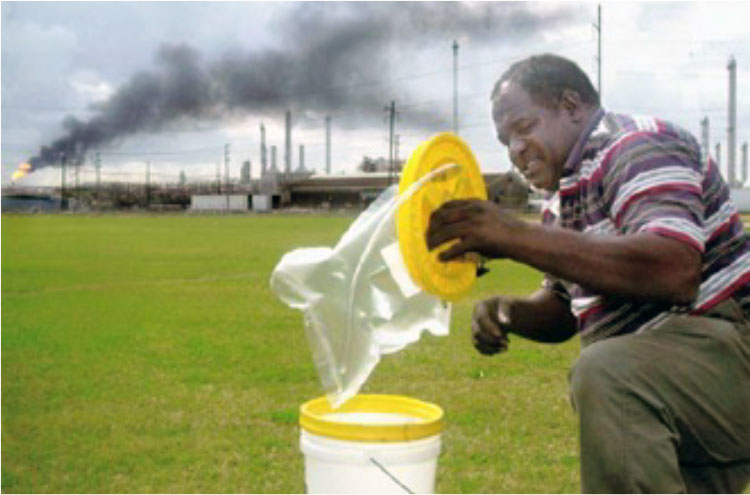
[4,213,747,493]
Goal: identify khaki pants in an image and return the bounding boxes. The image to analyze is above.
[570,297,750,493]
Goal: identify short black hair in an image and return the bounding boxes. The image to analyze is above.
[491,54,600,108]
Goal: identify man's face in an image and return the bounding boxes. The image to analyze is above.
[492,81,580,191]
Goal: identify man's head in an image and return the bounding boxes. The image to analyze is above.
[491,54,600,191]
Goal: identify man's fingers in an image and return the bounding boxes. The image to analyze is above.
[437,240,474,262]
[472,328,501,354]
[426,200,480,242]
[426,222,466,251]
[474,303,504,339]
[428,201,468,228]
[471,299,510,356]
[473,330,508,350]
[474,339,502,356]
[436,199,476,212]
[471,316,507,348]
[472,333,507,355]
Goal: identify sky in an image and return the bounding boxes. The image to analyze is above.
[2,1,750,188]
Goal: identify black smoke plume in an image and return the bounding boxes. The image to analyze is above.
[26,2,576,171]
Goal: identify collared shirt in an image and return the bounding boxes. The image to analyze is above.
[541,110,750,345]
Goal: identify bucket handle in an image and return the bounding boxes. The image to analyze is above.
[368,457,415,494]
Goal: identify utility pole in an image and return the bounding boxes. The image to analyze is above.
[75,156,81,201]
[147,160,152,206]
[95,151,101,195]
[742,142,748,185]
[224,143,231,194]
[386,101,396,185]
[453,40,459,135]
[727,56,737,187]
[61,154,67,210]
[395,134,400,172]
[325,115,332,175]
[594,4,602,99]
[700,117,710,160]
[216,160,221,194]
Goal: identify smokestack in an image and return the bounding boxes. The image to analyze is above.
[241,160,251,184]
[298,144,305,172]
[700,117,710,161]
[285,110,292,176]
[271,145,278,172]
[260,123,267,177]
[742,142,748,185]
[325,115,331,175]
[728,56,737,188]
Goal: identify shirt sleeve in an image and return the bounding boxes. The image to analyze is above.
[602,129,706,252]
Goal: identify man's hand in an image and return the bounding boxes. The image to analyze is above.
[426,199,526,261]
[472,289,577,350]
[472,297,512,355]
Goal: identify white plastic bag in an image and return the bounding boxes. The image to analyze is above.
[271,173,455,407]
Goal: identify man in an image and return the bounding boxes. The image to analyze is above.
[427,54,750,493]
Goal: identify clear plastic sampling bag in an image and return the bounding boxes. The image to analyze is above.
[270,176,455,408]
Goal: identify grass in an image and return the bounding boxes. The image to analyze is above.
[4,212,747,493]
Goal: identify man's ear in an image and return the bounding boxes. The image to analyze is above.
[560,89,585,123]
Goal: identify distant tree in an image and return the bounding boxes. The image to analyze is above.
[358,156,404,173]
[359,156,378,173]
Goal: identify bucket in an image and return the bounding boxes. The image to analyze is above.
[299,394,444,494]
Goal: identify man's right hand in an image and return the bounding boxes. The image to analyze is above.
[471,297,512,355]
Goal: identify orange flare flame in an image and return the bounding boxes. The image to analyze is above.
[11,162,32,181]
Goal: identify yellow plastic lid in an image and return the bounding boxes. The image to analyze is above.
[299,394,444,442]
[397,132,487,301]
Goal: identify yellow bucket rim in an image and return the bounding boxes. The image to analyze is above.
[299,394,444,442]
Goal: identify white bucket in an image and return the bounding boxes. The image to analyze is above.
[299,395,444,494]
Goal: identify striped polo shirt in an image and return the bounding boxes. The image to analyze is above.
[541,110,750,345]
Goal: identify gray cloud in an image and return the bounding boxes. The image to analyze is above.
[24,2,576,172]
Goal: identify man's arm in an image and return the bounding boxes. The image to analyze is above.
[472,288,577,355]
[427,200,702,306]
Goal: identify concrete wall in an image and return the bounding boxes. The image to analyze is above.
[2,195,62,211]
[190,195,249,211]
[252,194,272,212]
[730,188,750,213]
